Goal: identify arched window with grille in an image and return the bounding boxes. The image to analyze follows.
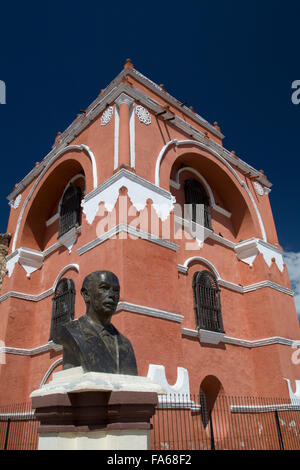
[192,270,224,333]
[184,178,212,229]
[58,184,82,238]
[49,278,75,341]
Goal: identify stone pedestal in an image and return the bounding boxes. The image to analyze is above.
[30,367,165,450]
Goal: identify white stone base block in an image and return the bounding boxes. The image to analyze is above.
[38,429,150,450]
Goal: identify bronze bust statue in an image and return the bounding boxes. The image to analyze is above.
[53,271,138,375]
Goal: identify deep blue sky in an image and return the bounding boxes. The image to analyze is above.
[0,0,299,254]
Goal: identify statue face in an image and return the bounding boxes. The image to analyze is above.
[84,271,120,320]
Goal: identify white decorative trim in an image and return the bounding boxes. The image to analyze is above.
[40,358,63,386]
[0,264,79,303]
[178,256,293,296]
[198,329,225,344]
[147,365,199,409]
[178,233,284,273]
[235,238,284,271]
[100,106,113,126]
[6,247,44,278]
[45,213,59,227]
[174,167,231,218]
[253,181,264,196]
[117,301,183,323]
[82,168,175,225]
[181,256,221,278]
[115,93,135,107]
[77,223,179,256]
[155,139,267,242]
[57,226,81,254]
[8,193,22,209]
[11,144,97,253]
[0,341,62,357]
[284,378,300,404]
[114,93,135,169]
[230,403,300,413]
[129,102,135,168]
[181,327,299,349]
[136,105,151,125]
[53,263,79,290]
[6,228,81,278]
[114,100,119,170]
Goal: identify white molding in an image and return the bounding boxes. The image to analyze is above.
[181,327,299,348]
[6,247,44,278]
[53,263,79,290]
[57,226,81,254]
[100,106,114,126]
[114,93,135,169]
[198,329,225,344]
[117,301,183,323]
[179,234,285,273]
[155,139,267,242]
[11,144,97,253]
[114,101,119,170]
[82,168,175,225]
[235,238,284,271]
[45,213,59,227]
[181,256,221,278]
[77,223,179,256]
[146,365,200,409]
[136,105,151,125]
[0,341,62,356]
[0,264,79,303]
[6,228,81,278]
[178,256,293,296]
[40,358,63,386]
[130,103,135,168]
[230,403,300,413]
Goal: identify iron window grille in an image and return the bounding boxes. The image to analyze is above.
[49,278,75,341]
[58,184,82,238]
[193,270,224,333]
[184,179,212,230]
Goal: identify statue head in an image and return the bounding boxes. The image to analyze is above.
[80,271,120,326]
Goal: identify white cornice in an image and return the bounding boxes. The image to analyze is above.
[117,301,183,323]
[181,327,299,348]
[82,168,175,225]
[77,223,179,256]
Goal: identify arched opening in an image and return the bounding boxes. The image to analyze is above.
[200,375,223,428]
[20,160,85,251]
[169,152,259,242]
[49,278,76,342]
[193,270,224,333]
[58,184,82,238]
[184,178,212,229]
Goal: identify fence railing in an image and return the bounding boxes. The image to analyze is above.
[0,402,38,450]
[151,394,300,450]
[1,394,300,450]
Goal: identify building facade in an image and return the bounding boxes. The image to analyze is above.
[0,60,299,406]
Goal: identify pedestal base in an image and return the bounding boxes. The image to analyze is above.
[38,429,150,450]
[31,367,165,450]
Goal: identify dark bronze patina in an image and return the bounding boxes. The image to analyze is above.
[53,271,137,376]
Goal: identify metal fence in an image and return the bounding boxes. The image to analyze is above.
[0,402,38,450]
[151,394,300,450]
[1,395,300,450]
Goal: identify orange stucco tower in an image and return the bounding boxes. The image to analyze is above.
[0,60,299,406]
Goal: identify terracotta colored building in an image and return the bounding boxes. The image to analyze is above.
[0,60,299,407]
